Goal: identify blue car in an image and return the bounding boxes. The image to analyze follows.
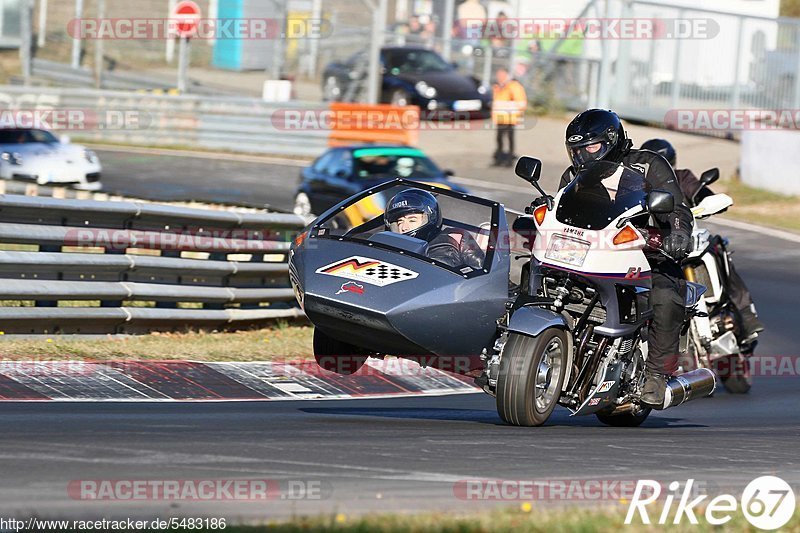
[293,145,468,218]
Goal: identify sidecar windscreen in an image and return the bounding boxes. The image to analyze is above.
[556,161,649,230]
[311,180,499,276]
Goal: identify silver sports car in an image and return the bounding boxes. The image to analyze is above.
[0,128,102,190]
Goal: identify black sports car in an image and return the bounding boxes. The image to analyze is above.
[293,145,468,218]
[322,46,492,118]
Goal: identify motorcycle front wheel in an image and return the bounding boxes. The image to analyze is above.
[496,329,568,426]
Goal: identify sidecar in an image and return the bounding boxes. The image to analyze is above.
[288,179,512,374]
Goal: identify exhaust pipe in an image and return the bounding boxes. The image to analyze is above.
[663,368,716,409]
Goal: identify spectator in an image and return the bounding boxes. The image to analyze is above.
[490,11,511,52]
[421,15,438,48]
[513,40,541,78]
[405,15,426,45]
[491,67,528,167]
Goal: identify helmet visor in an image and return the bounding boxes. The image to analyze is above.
[569,141,611,168]
[388,211,430,234]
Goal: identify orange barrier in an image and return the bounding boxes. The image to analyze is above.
[328,102,420,147]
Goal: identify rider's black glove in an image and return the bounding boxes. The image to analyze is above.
[662,233,691,261]
[525,195,554,214]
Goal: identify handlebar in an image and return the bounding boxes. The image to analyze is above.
[639,227,681,263]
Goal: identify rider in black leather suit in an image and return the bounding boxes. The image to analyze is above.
[557,110,693,408]
[640,138,764,345]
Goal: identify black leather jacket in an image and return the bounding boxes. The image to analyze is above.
[675,168,714,207]
[426,228,485,269]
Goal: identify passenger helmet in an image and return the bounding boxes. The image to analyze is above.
[641,138,677,167]
[384,189,442,241]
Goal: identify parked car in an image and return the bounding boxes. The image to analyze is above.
[294,145,467,218]
[0,128,102,190]
[322,46,492,118]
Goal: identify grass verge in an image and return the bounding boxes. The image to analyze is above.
[253,506,800,532]
[716,179,800,233]
[53,505,800,532]
[83,140,314,163]
[0,322,314,361]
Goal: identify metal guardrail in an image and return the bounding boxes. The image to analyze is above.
[0,179,284,213]
[30,59,245,96]
[0,193,307,335]
[0,85,330,157]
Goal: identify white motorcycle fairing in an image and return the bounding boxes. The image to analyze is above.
[691,193,733,220]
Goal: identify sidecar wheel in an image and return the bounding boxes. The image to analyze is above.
[496,329,568,427]
[313,328,367,375]
[595,405,652,427]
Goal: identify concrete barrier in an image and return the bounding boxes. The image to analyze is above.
[740,129,800,195]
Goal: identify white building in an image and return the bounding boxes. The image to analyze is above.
[513,0,781,88]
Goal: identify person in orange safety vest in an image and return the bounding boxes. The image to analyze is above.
[491,67,528,167]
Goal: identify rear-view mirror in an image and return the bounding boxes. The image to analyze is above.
[648,190,675,214]
[700,168,720,186]
[515,156,542,183]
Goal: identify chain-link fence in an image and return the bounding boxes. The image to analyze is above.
[36,0,216,70]
[29,0,596,109]
[31,0,372,98]
[612,1,800,130]
[24,0,800,131]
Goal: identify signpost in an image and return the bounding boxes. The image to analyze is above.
[173,0,201,93]
[363,0,388,105]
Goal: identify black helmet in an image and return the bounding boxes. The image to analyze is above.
[384,189,442,241]
[565,109,630,169]
[640,138,676,167]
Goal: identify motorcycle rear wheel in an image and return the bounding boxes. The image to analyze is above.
[496,329,568,427]
[715,354,752,394]
[313,328,367,375]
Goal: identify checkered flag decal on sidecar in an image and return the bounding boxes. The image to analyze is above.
[316,256,419,287]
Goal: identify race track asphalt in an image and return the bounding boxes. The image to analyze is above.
[0,149,797,523]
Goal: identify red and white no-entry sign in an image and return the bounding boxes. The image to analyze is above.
[173,0,201,38]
